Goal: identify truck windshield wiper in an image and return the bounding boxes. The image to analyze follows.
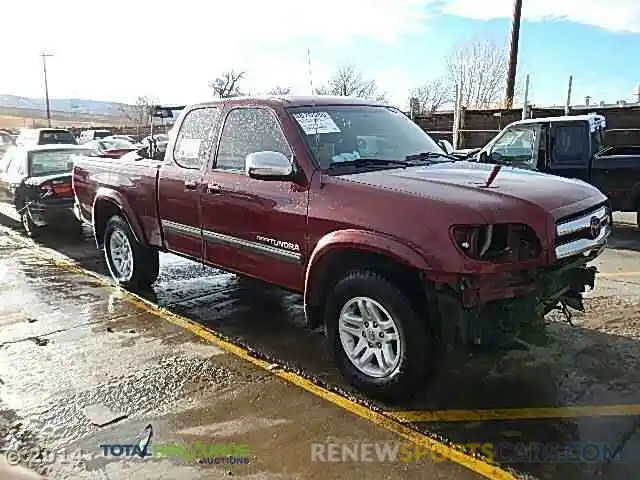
[405,151,460,163]
[327,158,411,169]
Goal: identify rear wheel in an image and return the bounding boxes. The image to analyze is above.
[103,215,159,291]
[325,270,432,403]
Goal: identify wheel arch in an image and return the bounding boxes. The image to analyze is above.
[92,188,147,248]
[304,229,431,329]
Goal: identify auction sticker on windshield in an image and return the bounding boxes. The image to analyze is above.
[293,112,341,135]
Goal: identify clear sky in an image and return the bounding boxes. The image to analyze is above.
[1,0,639,108]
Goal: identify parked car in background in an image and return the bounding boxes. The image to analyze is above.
[0,144,92,236]
[105,134,137,144]
[78,129,112,144]
[73,96,611,400]
[84,138,139,158]
[141,133,169,149]
[0,130,15,159]
[472,114,640,228]
[16,128,77,147]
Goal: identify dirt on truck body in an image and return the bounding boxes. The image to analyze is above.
[71,96,611,401]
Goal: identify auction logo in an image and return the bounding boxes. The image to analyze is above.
[99,424,251,464]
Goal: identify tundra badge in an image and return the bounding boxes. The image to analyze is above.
[256,235,300,252]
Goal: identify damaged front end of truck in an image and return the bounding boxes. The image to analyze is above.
[429,203,612,349]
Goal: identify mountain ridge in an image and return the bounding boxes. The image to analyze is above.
[0,94,128,117]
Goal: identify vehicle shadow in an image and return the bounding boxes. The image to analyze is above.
[0,217,109,275]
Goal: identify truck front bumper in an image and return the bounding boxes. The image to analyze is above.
[432,254,601,348]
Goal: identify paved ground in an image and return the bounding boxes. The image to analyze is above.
[0,211,639,479]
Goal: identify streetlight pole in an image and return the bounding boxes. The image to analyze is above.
[504,0,523,109]
[41,52,54,127]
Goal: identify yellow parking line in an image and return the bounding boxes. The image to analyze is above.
[387,404,640,423]
[599,272,640,278]
[10,239,518,480]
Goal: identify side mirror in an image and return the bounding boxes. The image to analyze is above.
[245,151,293,180]
[478,151,489,163]
[438,139,454,155]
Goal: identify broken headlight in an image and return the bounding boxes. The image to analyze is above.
[451,223,542,262]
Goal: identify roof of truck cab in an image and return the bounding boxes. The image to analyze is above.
[509,114,605,126]
[194,95,388,108]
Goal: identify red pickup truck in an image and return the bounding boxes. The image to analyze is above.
[72,96,611,400]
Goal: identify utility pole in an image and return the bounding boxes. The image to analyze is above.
[504,0,523,109]
[565,75,573,115]
[41,52,54,127]
[307,48,314,95]
[521,73,530,120]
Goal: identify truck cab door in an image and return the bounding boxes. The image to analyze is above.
[200,106,308,292]
[548,121,591,182]
[157,106,221,260]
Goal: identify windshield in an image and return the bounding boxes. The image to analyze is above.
[287,105,443,171]
[39,130,77,145]
[28,149,90,177]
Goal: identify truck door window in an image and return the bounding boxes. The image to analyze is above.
[173,107,219,169]
[490,125,539,168]
[551,123,589,164]
[215,108,292,174]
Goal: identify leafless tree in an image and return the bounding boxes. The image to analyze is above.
[409,77,450,114]
[119,96,153,126]
[268,86,291,95]
[209,70,246,98]
[446,38,521,109]
[316,65,386,101]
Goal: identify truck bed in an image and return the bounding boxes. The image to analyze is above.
[72,154,163,247]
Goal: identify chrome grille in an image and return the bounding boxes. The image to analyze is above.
[555,204,611,260]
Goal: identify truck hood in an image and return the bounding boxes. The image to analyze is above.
[342,161,606,222]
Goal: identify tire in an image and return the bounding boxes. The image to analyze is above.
[325,270,432,403]
[21,208,41,238]
[103,214,159,291]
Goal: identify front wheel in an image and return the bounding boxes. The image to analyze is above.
[325,270,432,403]
[103,215,159,291]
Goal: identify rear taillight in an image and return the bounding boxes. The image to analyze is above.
[40,180,73,198]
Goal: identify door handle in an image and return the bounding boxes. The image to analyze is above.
[184,180,198,190]
[206,183,223,194]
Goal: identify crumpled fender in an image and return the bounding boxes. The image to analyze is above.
[93,187,147,246]
[303,229,431,311]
